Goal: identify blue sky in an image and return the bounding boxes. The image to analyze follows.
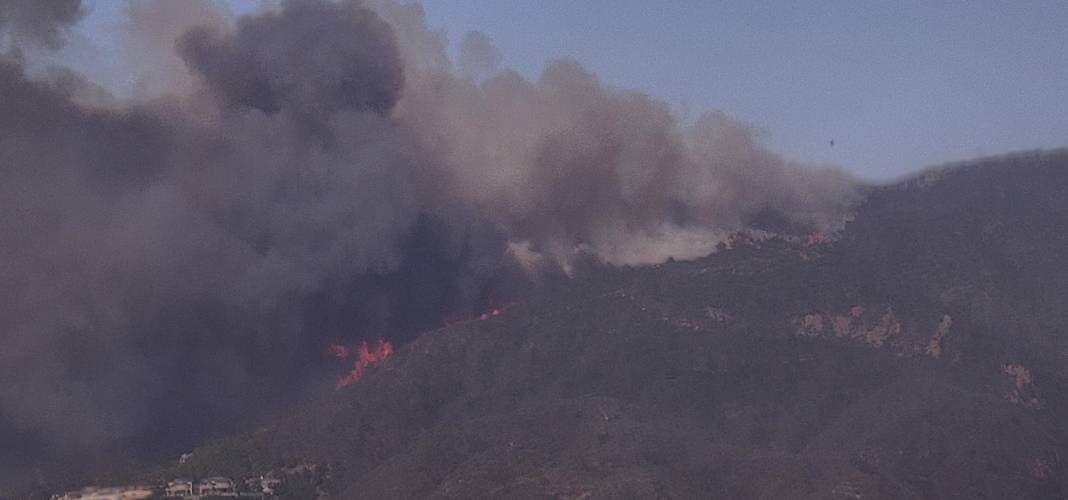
[73,1,1068,180]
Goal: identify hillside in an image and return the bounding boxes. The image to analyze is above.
[26,150,1068,499]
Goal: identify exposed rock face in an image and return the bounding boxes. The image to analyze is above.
[863,309,900,347]
[925,315,953,359]
[796,307,910,350]
[798,313,825,337]
[1003,363,1041,410]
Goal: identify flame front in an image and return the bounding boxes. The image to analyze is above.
[330,306,505,390]
[332,338,394,390]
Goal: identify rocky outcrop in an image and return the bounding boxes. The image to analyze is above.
[795,308,964,359]
[1002,363,1041,410]
[796,307,901,349]
[924,315,953,359]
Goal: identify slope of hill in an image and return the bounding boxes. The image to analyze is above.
[21,150,1068,499]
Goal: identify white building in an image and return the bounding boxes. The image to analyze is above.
[164,479,194,497]
[245,475,283,496]
[196,476,237,496]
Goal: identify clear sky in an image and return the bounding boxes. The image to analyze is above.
[72,0,1068,180]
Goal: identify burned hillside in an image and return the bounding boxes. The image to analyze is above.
[106,151,1068,500]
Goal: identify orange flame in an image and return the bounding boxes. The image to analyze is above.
[332,338,394,390]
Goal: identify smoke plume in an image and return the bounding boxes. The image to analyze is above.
[0,0,82,49]
[0,0,858,472]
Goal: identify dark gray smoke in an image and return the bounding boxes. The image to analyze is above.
[0,0,82,49]
[0,0,859,477]
[178,1,404,117]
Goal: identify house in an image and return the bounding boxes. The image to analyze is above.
[245,475,283,496]
[164,479,194,497]
[196,477,236,496]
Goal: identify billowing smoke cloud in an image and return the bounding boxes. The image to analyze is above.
[0,0,858,473]
[380,5,857,267]
[122,0,230,97]
[0,0,82,49]
[178,1,404,117]
[458,31,500,81]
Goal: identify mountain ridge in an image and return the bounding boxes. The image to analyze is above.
[14,149,1068,499]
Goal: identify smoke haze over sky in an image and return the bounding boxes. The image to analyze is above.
[67,0,1068,180]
